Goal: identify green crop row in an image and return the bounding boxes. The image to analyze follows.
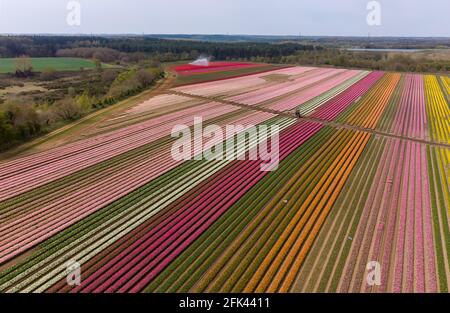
[0,157,204,288]
[0,115,293,291]
[146,126,358,292]
[293,135,384,292]
[223,130,357,293]
[376,75,404,133]
[427,147,450,292]
[145,126,335,292]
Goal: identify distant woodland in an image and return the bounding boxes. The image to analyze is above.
[0,35,449,72]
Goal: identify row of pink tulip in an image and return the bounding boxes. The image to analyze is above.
[268,70,361,112]
[0,109,278,264]
[70,121,323,293]
[175,66,314,98]
[0,103,239,201]
[229,68,342,106]
[339,142,435,292]
[391,74,427,139]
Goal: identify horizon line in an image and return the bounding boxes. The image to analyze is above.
[0,33,449,39]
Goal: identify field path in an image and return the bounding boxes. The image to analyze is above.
[171,89,450,150]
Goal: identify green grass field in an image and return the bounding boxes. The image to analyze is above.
[0,57,111,73]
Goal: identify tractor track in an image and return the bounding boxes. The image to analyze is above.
[169,90,450,150]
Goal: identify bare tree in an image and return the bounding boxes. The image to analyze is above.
[52,98,83,121]
[14,56,33,77]
[135,69,155,87]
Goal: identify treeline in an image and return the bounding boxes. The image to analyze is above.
[145,34,450,49]
[55,47,160,65]
[1,36,448,73]
[277,50,450,73]
[0,67,163,151]
[0,36,321,61]
[1,36,448,59]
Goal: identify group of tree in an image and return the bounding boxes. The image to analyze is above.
[0,66,163,151]
[275,49,450,73]
[56,47,123,63]
[0,36,320,62]
[1,36,448,59]
[13,56,33,77]
[2,36,448,73]
[0,94,94,150]
[97,67,163,108]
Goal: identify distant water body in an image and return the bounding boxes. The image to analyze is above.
[347,48,422,52]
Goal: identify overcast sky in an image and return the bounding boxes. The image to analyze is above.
[0,0,448,37]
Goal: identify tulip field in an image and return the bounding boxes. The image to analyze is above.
[174,62,264,75]
[172,61,284,86]
[0,64,448,293]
